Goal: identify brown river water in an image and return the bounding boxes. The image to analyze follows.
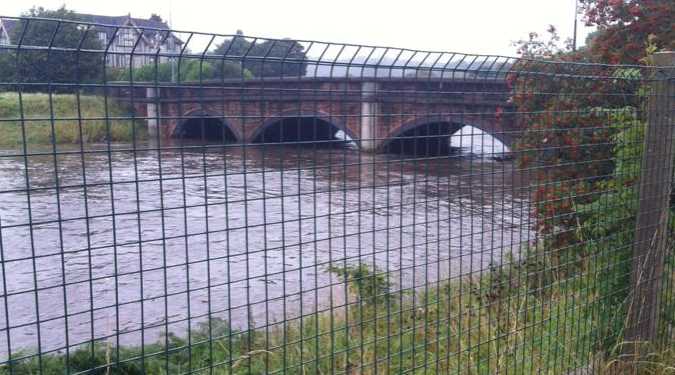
[0,140,533,358]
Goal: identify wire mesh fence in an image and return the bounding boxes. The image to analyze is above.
[0,16,675,374]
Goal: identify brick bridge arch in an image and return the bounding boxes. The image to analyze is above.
[379,114,512,153]
[173,109,243,141]
[248,111,360,144]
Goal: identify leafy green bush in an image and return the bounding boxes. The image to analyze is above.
[571,106,646,350]
[116,59,253,82]
[571,105,675,352]
[511,35,675,353]
[511,66,642,253]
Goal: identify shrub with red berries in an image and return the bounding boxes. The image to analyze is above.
[509,63,644,252]
[580,0,675,64]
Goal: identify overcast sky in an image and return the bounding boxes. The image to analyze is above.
[1,0,592,57]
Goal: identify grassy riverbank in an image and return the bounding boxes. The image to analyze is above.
[0,93,143,147]
[3,252,639,375]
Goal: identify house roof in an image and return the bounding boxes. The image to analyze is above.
[84,14,182,45]
[1,14,183,46]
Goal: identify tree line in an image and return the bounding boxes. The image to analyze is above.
[0,6,308,92]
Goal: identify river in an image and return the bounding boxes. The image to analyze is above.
[0,131,532,358]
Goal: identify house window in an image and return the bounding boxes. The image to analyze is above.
[117,29,135,47]
[97,32,107,46]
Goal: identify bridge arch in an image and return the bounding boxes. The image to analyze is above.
[172,109,241,142]
[379,115,511,155]
[249,112,358,147]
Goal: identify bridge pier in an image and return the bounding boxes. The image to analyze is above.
[146,87,159,137]
[360,82,378,151]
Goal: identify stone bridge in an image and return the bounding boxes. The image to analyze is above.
[109,77,516,154]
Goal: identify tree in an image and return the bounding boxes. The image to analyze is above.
[212,33,307,77]
[510,0,675,355]
[511,25,571,59]
[0,52,13,87]
[511,24,591,62]
[117,59,253,82]
[579,0,675,64]
[2,6,103,92]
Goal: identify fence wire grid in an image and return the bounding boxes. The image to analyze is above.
[1,16,675,375]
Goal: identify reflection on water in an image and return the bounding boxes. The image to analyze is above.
[0,141,532,358]
[451,126,508,157]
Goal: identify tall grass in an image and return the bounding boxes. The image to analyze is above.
[0,92,143,146]
[2,252,616,375]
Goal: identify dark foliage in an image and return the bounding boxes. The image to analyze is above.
[0,6,103,93]
[213,34,307,77]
